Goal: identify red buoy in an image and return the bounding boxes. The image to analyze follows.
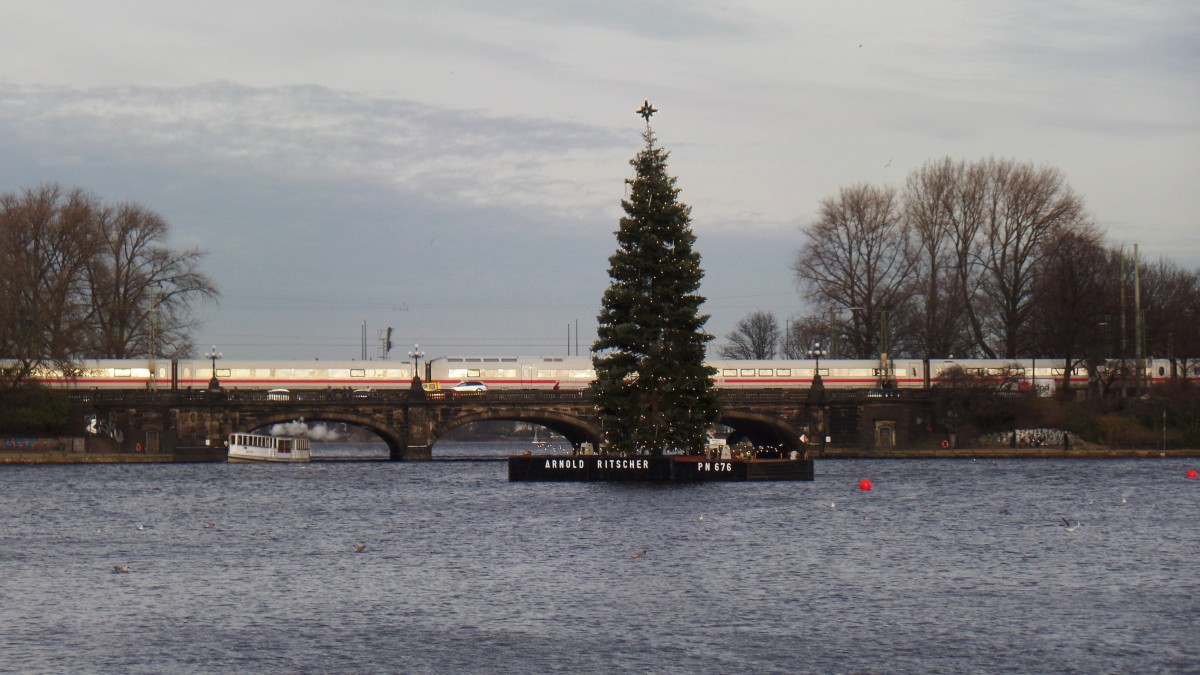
[1188,469,1198,480]
[858,478,873,491]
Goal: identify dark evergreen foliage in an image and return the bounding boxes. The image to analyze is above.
[591,126,720,455]
[0,385,70,434]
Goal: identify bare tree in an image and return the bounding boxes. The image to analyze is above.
[719,310,779,359]
[0,186,100,385]
[1137,257,1200,379]
[976,158,1087,357]
[904,158,977,357]
[86,202,217,358]
[1029,224,1115,392]
[900,157,1088,358]
[2,184,218,386]
[779,314,836,359]
[794,183,915,358]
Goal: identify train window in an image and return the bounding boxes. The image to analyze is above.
[351,369,366,377]
[502,358,517,362]
[468,369,480,377]
[758,369,773,377]
[814,368,827,376]
[448,358,464,363]
[1158,366,1165,377]
[217,369,230,377]
[543,357,563,362]
[722,369,737,377]
[740,369,755,377]
[484,358,499,362]
[777,369,791,377]
[115,368,131,377]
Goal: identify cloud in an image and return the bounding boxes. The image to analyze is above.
[0,82,626,220]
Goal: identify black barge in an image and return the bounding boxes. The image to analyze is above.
[508,454,814,482]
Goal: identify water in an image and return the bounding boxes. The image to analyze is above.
[2,444,1197,674]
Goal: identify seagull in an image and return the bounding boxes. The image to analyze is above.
[112,565,130,574]
[828,502,836,509]
[136,525,145,531]
[203,523,215,529]
[1061,517,1079,532]
[698,514,704,521]
[353,544,367,553]
[631,550,647,558]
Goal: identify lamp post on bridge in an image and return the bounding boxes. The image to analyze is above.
[807,341,826,387]
[806,341,827,454]
[205,345,223,392]
[408,344,425,382]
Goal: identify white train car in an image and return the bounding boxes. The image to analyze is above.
[427,356,595,389]
[6,356,1188,391]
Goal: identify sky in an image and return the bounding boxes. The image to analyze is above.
[2,1,1197,361]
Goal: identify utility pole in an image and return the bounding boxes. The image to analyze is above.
[1134,244,1144,393]
[148,283,160,394]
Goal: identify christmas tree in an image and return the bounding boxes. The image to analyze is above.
[591,101,720,455]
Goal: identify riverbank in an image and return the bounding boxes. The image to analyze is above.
[0,437,225,464]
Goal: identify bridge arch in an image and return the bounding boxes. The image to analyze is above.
[246,411,405,458]
[718,411,805,450]
[432,408,602,451]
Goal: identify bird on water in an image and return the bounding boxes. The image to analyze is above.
[631,550,647,558]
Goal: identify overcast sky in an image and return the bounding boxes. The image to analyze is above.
[2,1,1197,361]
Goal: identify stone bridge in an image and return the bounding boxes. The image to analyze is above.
[70,382,930,460]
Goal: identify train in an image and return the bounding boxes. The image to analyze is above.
[6,354,1190,392]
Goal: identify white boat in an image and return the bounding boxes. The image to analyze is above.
[227,432,312,463]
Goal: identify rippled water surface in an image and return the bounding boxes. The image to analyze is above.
[2,444,1197,674]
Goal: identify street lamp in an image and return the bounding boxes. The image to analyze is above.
[205,345,223,391]
[807,341,826,387]
[408,344,425,381]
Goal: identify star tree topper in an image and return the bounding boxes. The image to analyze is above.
[637,99,657,125]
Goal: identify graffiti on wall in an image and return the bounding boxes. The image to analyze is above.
[85,414,125,444]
